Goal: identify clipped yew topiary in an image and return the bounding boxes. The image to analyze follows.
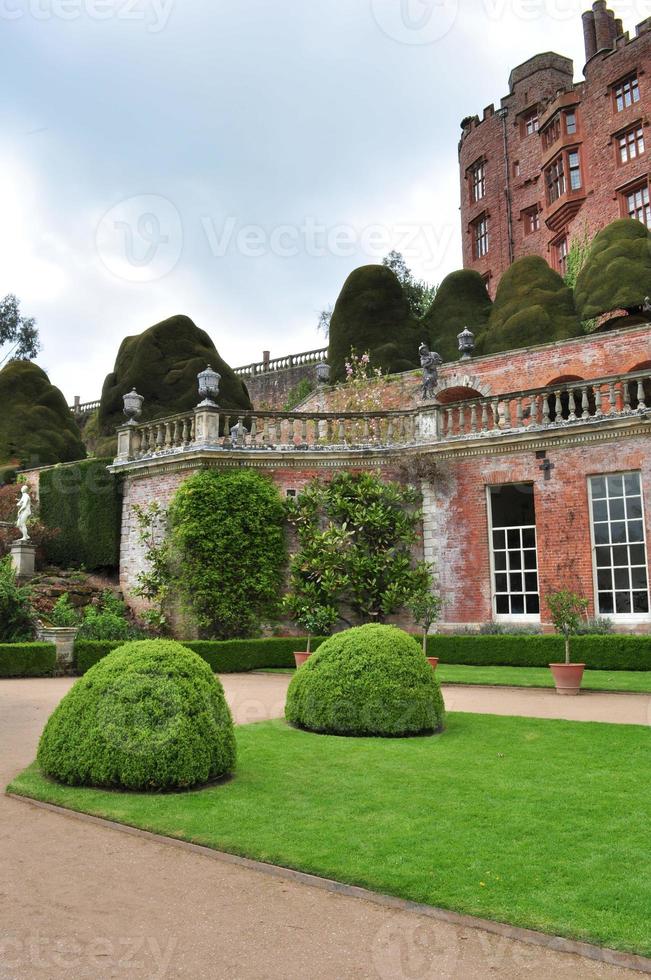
[37,640,236,790]
[96,315,252,452]
[574,219,651,321]
[477,256,581,355]
[285,624,445,737]
[423,269,492,362]
[328,265,420,382]
[0,361,86,469]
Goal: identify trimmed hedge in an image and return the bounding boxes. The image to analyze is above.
[0,643,56,678]
[74,637,328,675]
[75,633,651,675]
[427,634,651,671]
[39,458,121,570]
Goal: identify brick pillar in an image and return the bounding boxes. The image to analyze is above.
[593,1,613,51]
[582,9,597,60]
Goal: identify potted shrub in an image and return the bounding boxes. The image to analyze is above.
[547,590,589,696]
[408,589,442,669]
[37,593,80,675]
[293,606,338,668]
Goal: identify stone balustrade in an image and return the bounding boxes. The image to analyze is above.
[438,368,650,440]
[233,347,328,377]
[113,368,650,464]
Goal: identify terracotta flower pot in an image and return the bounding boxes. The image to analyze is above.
[549,663,585,696]
[427,657,439,670]
[294,652,311,668]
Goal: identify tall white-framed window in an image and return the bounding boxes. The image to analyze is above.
[488,484,540,620]
[589,472,650,620]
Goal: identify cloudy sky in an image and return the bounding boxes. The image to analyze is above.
[0,0,616,402]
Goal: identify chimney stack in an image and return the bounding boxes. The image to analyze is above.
[593,1,614,51]
[615,17,623,36]
[583,8,597,59]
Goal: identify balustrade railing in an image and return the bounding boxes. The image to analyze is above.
[233,347,328,377]
[115,368,650,462]
[438,368,650,440]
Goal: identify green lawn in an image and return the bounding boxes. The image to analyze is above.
[257,665,651,692]
[9,713,651,956]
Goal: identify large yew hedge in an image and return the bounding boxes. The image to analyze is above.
[0,361,86,469]
[97,315,251,451]
[328,265,420,382]
[423,269,492,361]
[574,219,651,320]
[477,256,582,354]
[39,459,121,570]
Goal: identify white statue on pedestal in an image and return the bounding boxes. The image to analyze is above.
[16,485,32,542]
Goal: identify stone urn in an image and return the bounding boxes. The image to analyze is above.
[37,626,78,676]
[294,652,311,668]
[427,657,439,670]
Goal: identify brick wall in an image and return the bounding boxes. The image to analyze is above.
[427,435,651,632]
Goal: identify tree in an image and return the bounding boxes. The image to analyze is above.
[382,251,437,319]
[0,295,40,368]
[316,305,333,337]
[476,256,582,355]
[408,586,441,654]
[423,269,492,362]
[547,590,589,664]
[328,265,420,382]
[285,473,431,628]
[574,219,651,321]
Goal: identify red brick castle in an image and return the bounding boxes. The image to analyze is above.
[459,2,651,295]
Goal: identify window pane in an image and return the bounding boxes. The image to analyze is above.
[495,574,508,593]
[524,550,537,569]
[526,595,540,614]
[507,528,520,549]
[611,522,627,544]
[633,592,650,613]
[609,497,625,520]
[511,595,525,614]
[510,551,522,570]
[593,499,608,522]
[616,592,632,614]
[624,473,641,495]
[594,523,610,545]
[614,567,631,590]
[630,544,646,565]
[599,592,614,614]
[607,475,624,496]
[522,527,536,548]
[494,551,507,571]
[597,569,612,590]
[496,595,510,614]
[493,529,505,549]
[628,520,644,543]
[626,496,643,519]
[509,573,523,592]
[632,566,648,589]
[592,476,607,498]
[612,545,629,566]
[525,572,538,592]
[596,546,611,567]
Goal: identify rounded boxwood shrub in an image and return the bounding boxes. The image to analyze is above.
[574,219,651,320]
[423,269,492,362]
[37,640,236,790]
[285,624,445,737]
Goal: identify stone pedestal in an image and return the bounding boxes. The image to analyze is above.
[36,627,78,676]
[10,540,36,579]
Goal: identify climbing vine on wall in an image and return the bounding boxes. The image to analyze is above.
[169,469,287,639]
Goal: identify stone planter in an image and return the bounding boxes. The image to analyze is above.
[427,657,439,670]
[294,652,311,668]
[549,663,585,696]
[37,627,79,676]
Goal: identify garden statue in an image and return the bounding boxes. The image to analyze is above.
[16,485,32,541]
[643,296,651,314]
[419,344,442,400]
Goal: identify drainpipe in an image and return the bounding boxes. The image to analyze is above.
[497,107,515,267]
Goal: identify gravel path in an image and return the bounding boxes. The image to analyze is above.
[0,675,647,979]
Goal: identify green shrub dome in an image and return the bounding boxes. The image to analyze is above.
[285,624,445,737]
[37,640,236,790]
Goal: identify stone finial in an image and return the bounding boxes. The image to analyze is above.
[458,327,476,361]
